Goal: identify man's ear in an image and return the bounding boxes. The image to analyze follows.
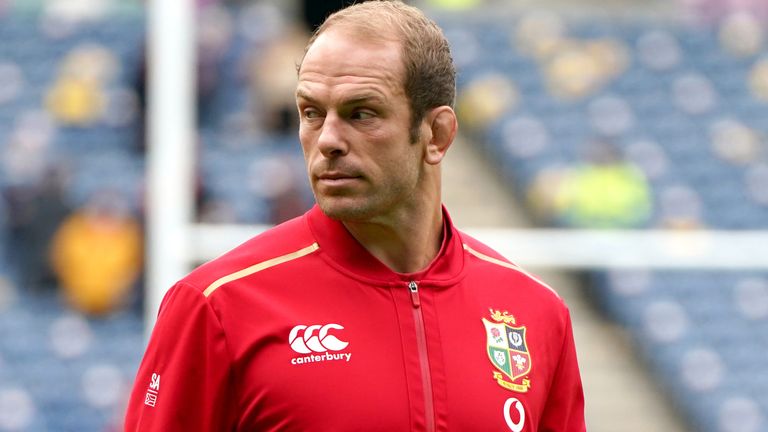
[424,106,458,165]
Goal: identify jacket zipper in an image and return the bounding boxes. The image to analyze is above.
[408,281,435,432]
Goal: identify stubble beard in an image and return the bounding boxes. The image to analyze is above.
[310,146,424,223]
[316,190,397,223]
[314,177,417,224]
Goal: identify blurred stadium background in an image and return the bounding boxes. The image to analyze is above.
[0,0,767,430]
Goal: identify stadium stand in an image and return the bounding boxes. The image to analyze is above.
[441,8,768,432]
[0,3,313,429]
[0,5,147,430]
[0,1,766,430]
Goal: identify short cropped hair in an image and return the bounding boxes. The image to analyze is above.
[298,0,456,142]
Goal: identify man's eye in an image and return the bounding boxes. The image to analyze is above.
[351,111,375,120]
[303,109,322,119]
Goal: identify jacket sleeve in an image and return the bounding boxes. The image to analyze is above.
[124,282,237,431]
[539,309,586,432]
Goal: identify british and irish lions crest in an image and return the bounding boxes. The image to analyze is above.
[482,309,531,393]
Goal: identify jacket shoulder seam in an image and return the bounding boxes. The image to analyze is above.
[203,242,319,297]
[463,243,561,299]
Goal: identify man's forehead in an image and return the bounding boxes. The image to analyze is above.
[300,26,403,73]
[297,29,406,99]
[296,72,408,110]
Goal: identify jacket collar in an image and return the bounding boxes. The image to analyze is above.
[305,204,465,285]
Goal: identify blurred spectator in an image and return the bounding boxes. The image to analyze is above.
[45,43,118,126]
[247,155,310,224]
[681,0,768,23]
[718,11,764,58]
[456,72,518,134]
[198,197,237,224]
[45,75,105,125]
[531,140,652,228]
[672,72,718,115]
[2,166,71,290]
[50,190,142,315]
[709,119,762,165]
[268,187,310,224]
[636,30,682,71]
[514,12,629,102]
[245,21,306,135]
[2,111,55,188]
[657,184,705,229]
[197,3,234,123]
[543,38,629,101]
[526,164,570,224]
[559,141,652,228]
[750,57,768,102]
[514,11,566,60]
[239,0,362,135]
[42,0,109,22]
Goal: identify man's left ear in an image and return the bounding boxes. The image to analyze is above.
[424,106,458,165]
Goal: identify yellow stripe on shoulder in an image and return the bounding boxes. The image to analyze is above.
[463,244,561,299]
[204,242,319,297]
[463,244,518,270]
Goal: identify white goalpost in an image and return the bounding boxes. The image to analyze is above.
[145,0,196,333]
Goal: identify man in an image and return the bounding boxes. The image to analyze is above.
[125,1,585,430]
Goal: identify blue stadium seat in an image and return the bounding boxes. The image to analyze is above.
[441,11,768,428]
[1,6,766,431]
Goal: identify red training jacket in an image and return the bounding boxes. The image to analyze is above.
[125,205,585,431]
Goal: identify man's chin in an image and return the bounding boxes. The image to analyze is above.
[316,198,375,222]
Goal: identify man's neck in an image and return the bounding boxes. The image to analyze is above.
[342,205,444,274]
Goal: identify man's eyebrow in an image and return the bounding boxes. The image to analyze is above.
[296,89,386,106]
[295,89,316,103]
[342,93,386,105]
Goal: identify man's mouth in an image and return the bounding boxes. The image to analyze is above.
[318,171,362,180]
[317,172,362,186]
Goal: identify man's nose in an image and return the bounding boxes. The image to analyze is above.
[317,113,349,158]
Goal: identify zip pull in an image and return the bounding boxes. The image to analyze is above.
[408,281,421,308]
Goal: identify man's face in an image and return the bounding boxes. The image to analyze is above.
[296,28,425,223]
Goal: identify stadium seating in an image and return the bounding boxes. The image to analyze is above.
[440,11,768,432]
[0,7,146,430]
[0,4,310,429]
[0,2,766,430]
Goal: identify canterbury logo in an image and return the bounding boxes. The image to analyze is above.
[289,324,349,354]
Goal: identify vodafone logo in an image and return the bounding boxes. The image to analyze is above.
[288,324,352,365]
[503,398,526,432]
